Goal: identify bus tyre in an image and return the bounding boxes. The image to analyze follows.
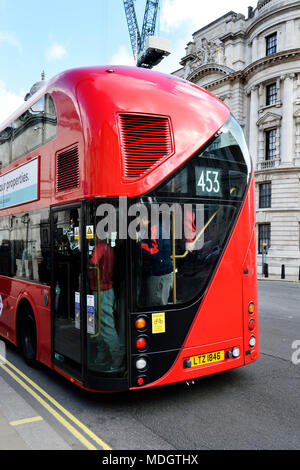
[20,307,37,367]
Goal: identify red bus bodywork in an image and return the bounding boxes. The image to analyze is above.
[0,66,258,391]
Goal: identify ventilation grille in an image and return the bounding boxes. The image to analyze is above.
[56,145,79,192]
[119,114,173,178]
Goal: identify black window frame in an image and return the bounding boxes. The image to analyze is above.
[265,129,276,161]
[259,182,271,208]
[266,83,277,106]
[266,33,277,56]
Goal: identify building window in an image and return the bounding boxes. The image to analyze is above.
[259,182,271,208]
[266,83,277,106]
[265,129,276,160]
[266,33,277,56]
[258,223,271,254]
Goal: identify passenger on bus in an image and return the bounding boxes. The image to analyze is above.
[89,237,124,371]
[137,212,173,306]
[64,209,80,252]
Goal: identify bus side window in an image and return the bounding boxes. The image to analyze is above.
[12,97,44,162]
[1,94,56,170]
[0,127,12,168]
[44,95,57,142]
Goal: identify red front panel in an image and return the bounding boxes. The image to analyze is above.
[130,176,258,390]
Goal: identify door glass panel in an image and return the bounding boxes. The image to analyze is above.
[53,207,81,370]
[86,200,126,376]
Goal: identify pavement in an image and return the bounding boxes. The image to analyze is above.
[0,347,29,450]
[0,410,29,450]
[257,274,300,282]
[0,367,71,450]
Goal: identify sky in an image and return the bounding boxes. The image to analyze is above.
[0,0,256,123]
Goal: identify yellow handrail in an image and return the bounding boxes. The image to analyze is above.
[170,209,219,304]
[89,266,101,338]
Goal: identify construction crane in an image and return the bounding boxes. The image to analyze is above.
[123,0,171,68]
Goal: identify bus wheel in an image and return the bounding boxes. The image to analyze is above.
[20,306,37,367]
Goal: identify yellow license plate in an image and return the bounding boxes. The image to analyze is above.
[190,350,225,367]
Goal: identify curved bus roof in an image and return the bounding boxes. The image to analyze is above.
[1,65,230,133]
[0,66,231,199]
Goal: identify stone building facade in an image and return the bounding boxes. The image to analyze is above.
[173,0,300,280]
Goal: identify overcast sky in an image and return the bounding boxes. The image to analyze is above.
[0,0,256,123]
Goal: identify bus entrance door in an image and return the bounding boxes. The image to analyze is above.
[51,205,82,377]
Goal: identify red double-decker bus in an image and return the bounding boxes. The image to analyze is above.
[0,66,258,391]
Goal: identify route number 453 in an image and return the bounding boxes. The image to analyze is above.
[197,169,221,195]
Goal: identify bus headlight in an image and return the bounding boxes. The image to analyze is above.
[232,347,240,358]
[249,336,256,347]
[136,357,148,371]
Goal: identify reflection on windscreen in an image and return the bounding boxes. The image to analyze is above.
[133,203,236,308]
[156,114,251,201]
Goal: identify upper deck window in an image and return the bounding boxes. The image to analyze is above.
[0,127,12,169]
[0,94,57,168]
[12,97,44,161]
[154,115,251,202]
[45,94,57,142]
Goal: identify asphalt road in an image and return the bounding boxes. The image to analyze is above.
[0,280,299,451]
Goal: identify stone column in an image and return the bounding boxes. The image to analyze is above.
[252,37,258,62]
[257,125,265,168]
[281,74,295,166]
[258,84,264,109]
[276,77,281,105]
[294,112,300,166]
[249,85,259,168]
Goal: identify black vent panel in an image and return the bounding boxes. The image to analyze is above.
[119,114,173,178]
[56,145,79,192]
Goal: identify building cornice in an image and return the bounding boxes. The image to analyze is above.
[246,1,300,38]
[197,48,300,90]
[255,165,300,176]
[219,2,300,43]
[180,53,196,66]
[186,63,236,85]
[243,48,300,80]
[220,31,248,42]
[187,63,233,82]
[192,11,239,37]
